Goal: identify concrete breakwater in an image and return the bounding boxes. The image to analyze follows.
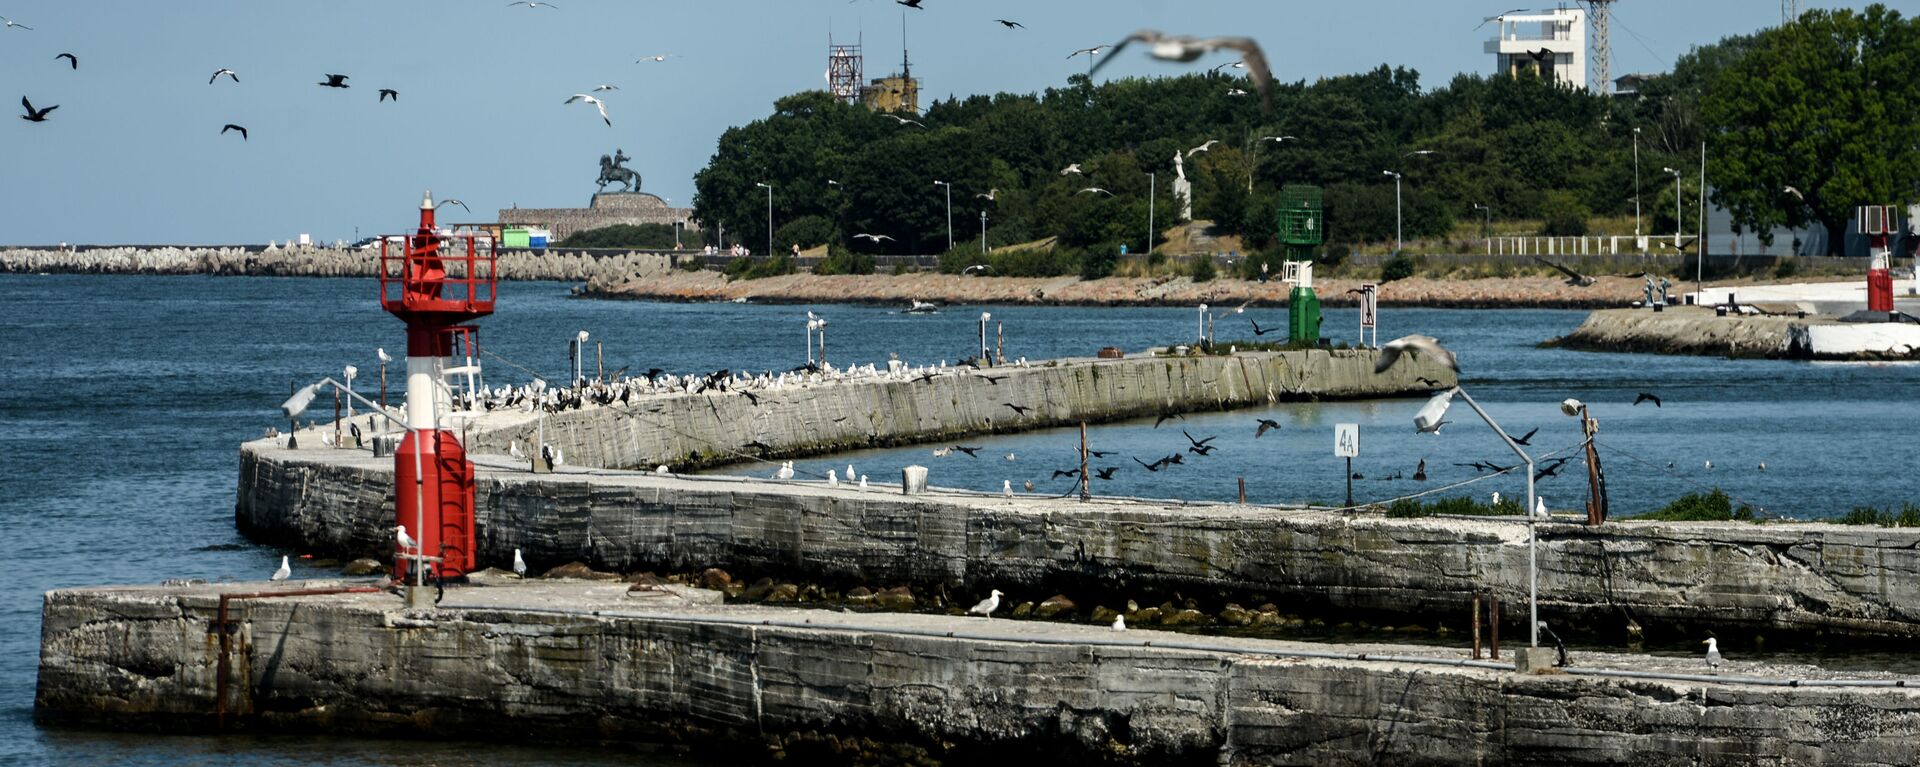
[40,580,1920,764]
[1552,307,1920,359]
[0,245,671,283]
[459,349,1455,473]
[236,448,1920,642]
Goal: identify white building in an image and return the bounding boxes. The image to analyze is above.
[1486,7,1587,91]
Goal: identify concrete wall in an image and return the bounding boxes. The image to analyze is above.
[499,192,697,242]
[0,246,673,282]
[235,451,1920,641]
[460,349,1454,472]
[39,585,1920,764]
[1553,308,1920,360]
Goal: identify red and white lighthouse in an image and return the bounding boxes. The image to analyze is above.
[379,191,497,583]
[1861,205,1898,315]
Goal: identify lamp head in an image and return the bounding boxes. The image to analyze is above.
[577,330,589,343]
[344,365,358,380]
[1560,398,1585,417]
[1413,388,1456,433]
[281,384,320,420]
[981,312,991,321]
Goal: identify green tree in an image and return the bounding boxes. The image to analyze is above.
[1701,5,1920,254]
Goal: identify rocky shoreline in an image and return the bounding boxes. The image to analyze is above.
[581,271,1651,309]
[0,245,671,283]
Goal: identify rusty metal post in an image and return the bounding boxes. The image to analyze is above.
[996,322,1005,366]
[1584,414,1608,525]
[1490,596,1501,660]
[1078,422,1090,501]
[1238,477,1246,504]
[332,385,342,449]
[1472,595,1483,660]
[596,341,604,383]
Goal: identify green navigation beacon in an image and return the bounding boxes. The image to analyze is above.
[1279,185,1324,344]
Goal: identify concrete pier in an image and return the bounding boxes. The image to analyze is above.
[1553,307,1920,360]
[39,580,1920,764]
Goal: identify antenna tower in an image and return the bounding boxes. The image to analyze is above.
[1781,0,1798,25]
[1585,0,1616,96]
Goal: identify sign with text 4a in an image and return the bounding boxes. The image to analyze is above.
[1359,284,1378,329]
[1334,423,1360,458]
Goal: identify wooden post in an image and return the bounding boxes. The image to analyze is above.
[1078,422,1090,501]
[1584,415,1608,525]
[1238,477,1246,504]
[1490,596,1501,660]
[379,362,387,411]
[996,322,1005,366]
[287,381,299,449]
[1472,595,1483,660]
[332,386,342,449]
[596,342,604,383]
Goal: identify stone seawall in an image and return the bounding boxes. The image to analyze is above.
[457,349,1455,473]
[40,582,1920,764]
[0,246,672,283]
[234,451,1920,641]
[1552,307,1920,360]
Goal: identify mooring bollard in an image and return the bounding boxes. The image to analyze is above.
[902,465,928,495]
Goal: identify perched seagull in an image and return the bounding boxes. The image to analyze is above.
[1534,497,1549,518]
[968,589,1004,617]
[994,19,1024,29]
[378,88,398,103]
[377,347,392,364]
[509,1,559,8]
[1003,479,1013,497]
[55,53,77,69]
[509,441,524,460]
[318,74,350,88]
[0,16,32,30]
[512,548,528,576]
[19,97,56,122]
[1077,187,1114,196]
[210,68,239,84]
[1703,637,1722,669]
[1060,163,1083,175]
[1374,334,1459,374]
[1112,614,1126,631]
[1067,45,1108,60]
[220,124,248,140]
[853,233,894,243]
[846,464,857,481]
[564,93,612,125]
[591,84,620,92]
[271,556,292,581]
[1091,30,1275,114]
[882,113,925,127]
[858,475,869,489]
[1185,139,1221,157]
[775,461,795,480]
[827,469,839,487]
[395,525,419,550]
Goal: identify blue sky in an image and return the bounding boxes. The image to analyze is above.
[0,1,1880,244]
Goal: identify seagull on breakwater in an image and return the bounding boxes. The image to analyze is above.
[1533,497,1549,518]
[1003,480,1013,497]
[395,525,418,550]
[859,475,868,489]
[774,461,795,480]
[1703,637,1722,669]
[827,470,839,487]
[271,556,291,581]
[1374,334,1459,374]
[210,68,239,84]
[847,464,857,481]
[509,441,524,460]
[969,589,1004,618]
[564,94,611,125]
[1112,614,1126,631]
[513,548,527,576]
[656,465,670,475]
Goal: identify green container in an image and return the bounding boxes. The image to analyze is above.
[1289,285,1321,345]
[503,228,531,249]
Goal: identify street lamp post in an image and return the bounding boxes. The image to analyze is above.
[934,181,953,252]
[978,312,992,364]
[1662,167,1682,251]
[1632,127,1643,244]
[979,210,988,255]
[673,220,683,249]
[1472,203,1491,253]
[1383,170,1403,253]
[755,182,773,258]
[1197,303,1208,344]
[1147,172,1156,256]
[1418,386,1539,647]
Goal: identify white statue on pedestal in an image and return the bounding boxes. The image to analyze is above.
[1172,151,1193,222]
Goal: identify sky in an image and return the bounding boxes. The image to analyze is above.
[0,1,1888,244]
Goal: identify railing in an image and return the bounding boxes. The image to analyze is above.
[1488,235,1661,257]
[378,231,498,316]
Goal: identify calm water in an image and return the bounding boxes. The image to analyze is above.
[0,274,1913,763]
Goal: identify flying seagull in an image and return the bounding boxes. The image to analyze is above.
[1405,149,1441,157]
[1092,467,1119,480]
[437,198,471,213]
[1512,427,1538,446]
[1533,257,1595,287]
[1060,163,1083,175]
[1476,8,1529,29]
[969,589,1003,617]
[882,113,925,127]
[1249,319,1281,336]
[1633,392,1662,407]
[271,555,291,581]
[19,97,56,122]
[1210,60,1247,73]
[210,68,239,84]
[1186,139,1221,157]
[1067,45,1108,60]
[1255,418,1283,438]
[1374,334,1459,374]
[1077,187,1114,196]
[55,53,76,69]
[318,73,350,88]
[378,88,398,102]
[637,53,675,62]
[961,264,992,275]
[994,19,1024,29]
[0,16,31,30]
[976,188,998,201]
[564,93,611,125]
[220,124,248,140]
[853,233,894,242]
[1226,88,1249,97]
[592,84,620,92]
[897,0,924,8]
[512,548,528,576]
[1091,30,1275,114]
[508,1,559,7]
